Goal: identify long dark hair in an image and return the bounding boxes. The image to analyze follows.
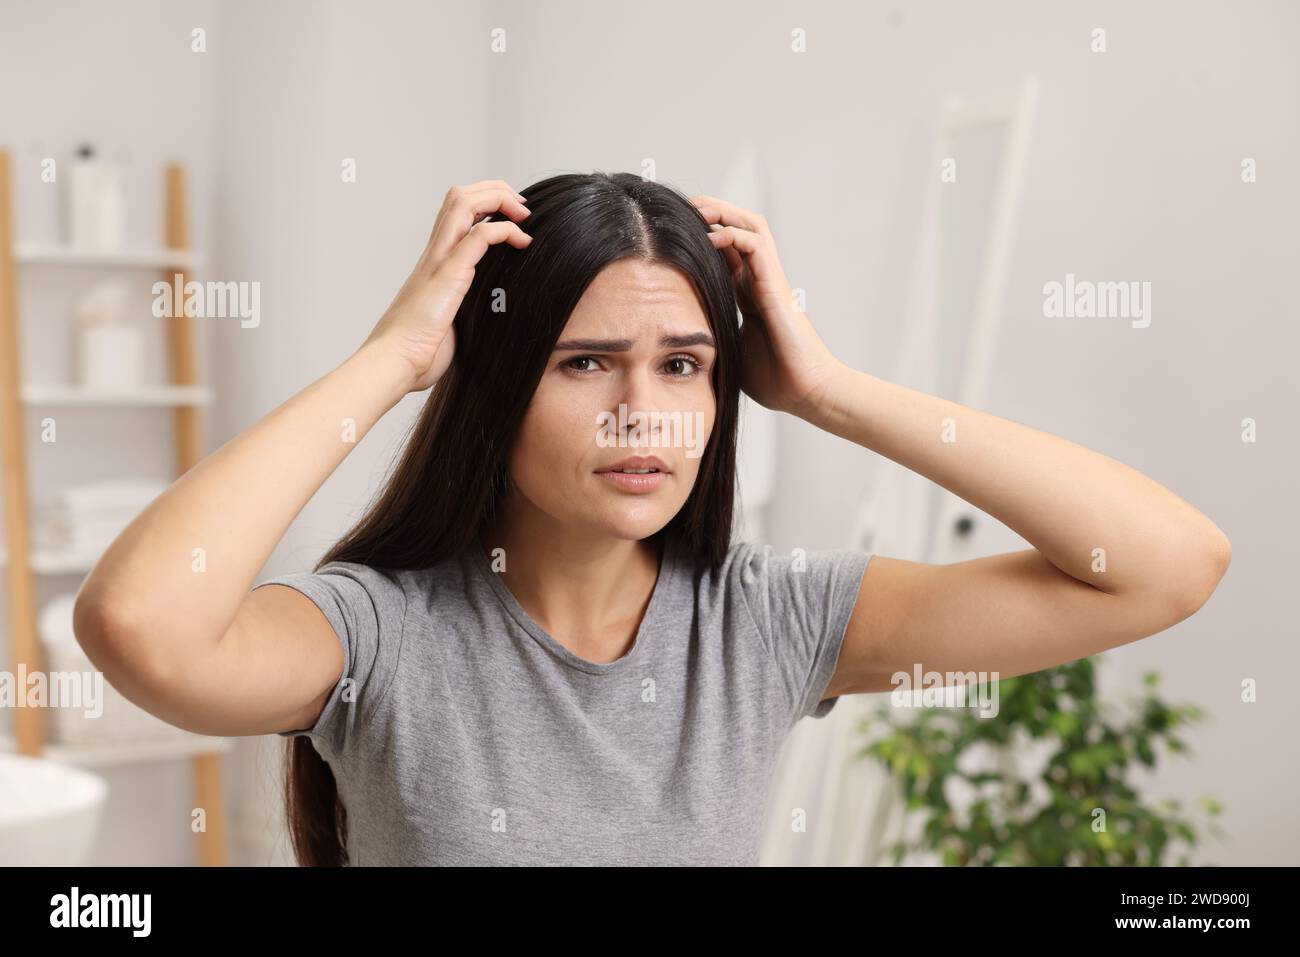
[284,171,744,865]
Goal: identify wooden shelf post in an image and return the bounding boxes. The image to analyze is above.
[0,151,45,758]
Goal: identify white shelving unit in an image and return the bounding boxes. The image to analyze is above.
[20,384,214,406]
[0,731,234,768]
[16,241,205,270]
[0,150,229,865]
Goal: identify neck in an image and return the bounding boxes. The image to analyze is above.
[477,492,665,660]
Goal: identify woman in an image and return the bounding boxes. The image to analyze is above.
[73,172,1231,866]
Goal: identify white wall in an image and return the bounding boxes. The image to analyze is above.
[2,0,1294,865]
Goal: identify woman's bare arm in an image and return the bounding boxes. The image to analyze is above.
[73,181,532,736]
[817,367,1230,605]
[688,192,1230,699]
[73,343,410,735]
[817,367,1231,697]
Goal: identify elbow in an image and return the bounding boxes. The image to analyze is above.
[1210,528,1232,577]
[1168,528,1232,621]
[72,588,142,670]
[72,591,181,700]
[71,590,194,727]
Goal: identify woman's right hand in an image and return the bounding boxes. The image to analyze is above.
[361,180,533,393]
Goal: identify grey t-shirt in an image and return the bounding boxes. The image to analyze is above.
[255,531,872,865]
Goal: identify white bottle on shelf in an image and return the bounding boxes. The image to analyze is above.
[73,279,142,390]
[95,167,124,251]
[65,143,125,252]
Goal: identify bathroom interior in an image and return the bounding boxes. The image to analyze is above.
[0,0,1295,867]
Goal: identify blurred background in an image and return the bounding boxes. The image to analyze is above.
[0,0,1295,866]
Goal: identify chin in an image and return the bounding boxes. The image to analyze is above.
[584,508,675,543]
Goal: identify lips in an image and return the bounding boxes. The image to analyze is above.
[594,455,670,474]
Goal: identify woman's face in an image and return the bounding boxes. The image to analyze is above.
[507,258,718,543]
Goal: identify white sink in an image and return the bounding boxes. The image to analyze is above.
[0,752,109,865]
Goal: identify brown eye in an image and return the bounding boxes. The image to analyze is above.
[664,354,703,378]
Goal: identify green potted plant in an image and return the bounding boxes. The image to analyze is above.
[856,659,1225,865]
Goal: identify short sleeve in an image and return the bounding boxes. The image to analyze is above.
[251,560,407,756]
[731,542,873,728]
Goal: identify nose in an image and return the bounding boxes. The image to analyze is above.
[615,366,666,449]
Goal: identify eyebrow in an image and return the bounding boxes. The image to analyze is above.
[552,332,717,352]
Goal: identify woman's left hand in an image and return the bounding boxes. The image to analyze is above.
[690,194,844,418]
